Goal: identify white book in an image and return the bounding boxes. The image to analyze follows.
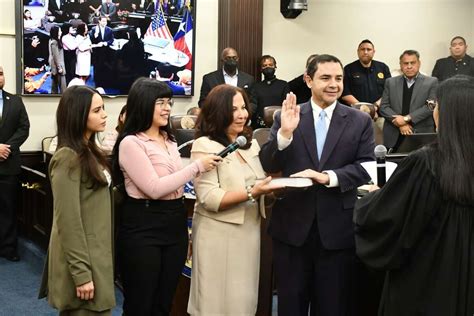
[268,177,313,188]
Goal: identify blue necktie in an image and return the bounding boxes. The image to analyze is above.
[316,110,327,159]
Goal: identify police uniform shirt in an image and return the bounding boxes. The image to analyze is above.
[342,59,391,104]
[431,54,474,82]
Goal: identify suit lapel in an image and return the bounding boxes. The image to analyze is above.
[297,102,319,168]
[319,103,348,169]
[0,92,11,128]
[237,143,264,179]
[410,74,424,109]
[395,76,404,113]
[217,71,225,85]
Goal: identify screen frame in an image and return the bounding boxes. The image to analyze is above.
[15,0,197,98]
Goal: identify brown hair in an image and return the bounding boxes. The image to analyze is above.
[56,85,109,189]
[195,84,252,148]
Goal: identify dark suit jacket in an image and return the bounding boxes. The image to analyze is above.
[0,91,30,175]
[259,101,374,249]
[379,74,438,148]
[90,25,114,46]
[198,69,255,107]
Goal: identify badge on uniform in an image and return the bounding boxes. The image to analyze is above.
[377,72,384,79]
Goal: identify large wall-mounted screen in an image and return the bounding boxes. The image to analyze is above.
[18,0,195,97]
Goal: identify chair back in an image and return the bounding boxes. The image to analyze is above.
[253,128,271,147]
[263,106,281,127]
[169,115,198,131]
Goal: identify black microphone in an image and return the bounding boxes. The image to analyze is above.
[217,136,247,158]
[374,145,387,187]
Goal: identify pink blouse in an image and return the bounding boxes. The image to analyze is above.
[119,132,204,200]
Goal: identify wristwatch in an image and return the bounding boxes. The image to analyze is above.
[403,115,411,123]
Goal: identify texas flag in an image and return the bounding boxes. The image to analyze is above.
[173,10,193,70]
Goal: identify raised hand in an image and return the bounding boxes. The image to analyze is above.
[280,92,300,139]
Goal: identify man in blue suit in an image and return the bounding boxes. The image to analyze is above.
[260,54,375,316]
[90,16,114,88]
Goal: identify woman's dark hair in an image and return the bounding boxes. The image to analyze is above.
[116,104,127,133]
[76,23,87,36]
[56,85,109,188]
[49,25,63,49]
[112,78,174,183]
[436,74,474,204]
[24,9,32,20]
[195,84,252,149]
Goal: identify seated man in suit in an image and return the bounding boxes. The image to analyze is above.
[0,66,30,262]
[380,49,438,151]
[432,36,474,82]
[100,0,117,21]
[198,47,255,107]
[90,16,115,87]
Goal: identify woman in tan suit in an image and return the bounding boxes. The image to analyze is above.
[188,84,281,315]
[39,86,115,315]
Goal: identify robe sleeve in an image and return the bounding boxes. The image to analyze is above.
[353,149,440,270]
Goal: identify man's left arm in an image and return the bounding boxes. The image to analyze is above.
[6,98,30,151]
[332,115,375,192]
[409,78,438,124]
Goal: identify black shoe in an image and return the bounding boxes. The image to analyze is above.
[2,252,20,262]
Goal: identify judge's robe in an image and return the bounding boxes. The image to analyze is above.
[354,144,474,316]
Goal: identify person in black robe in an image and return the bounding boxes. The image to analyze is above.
[354,74,474,316]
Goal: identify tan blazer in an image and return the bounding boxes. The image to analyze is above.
[39,147,115,312]
[191,137,266,224]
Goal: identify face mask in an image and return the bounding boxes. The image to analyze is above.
[224,59,238,73]
[262,67,276,79]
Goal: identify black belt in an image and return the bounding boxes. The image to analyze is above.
[126,196,184,208]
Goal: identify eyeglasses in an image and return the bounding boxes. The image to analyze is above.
[156,98,174,109]
[425,99,437,111]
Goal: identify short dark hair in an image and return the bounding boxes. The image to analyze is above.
[399,49,420,61]
[305,54,319,68]
[436,74,474,204]
[450,36,466,45]
[306,54,343,79]
[259,55,276,67]
[195,84,252,148]
[358,39,374,48]
[56,85,109,188]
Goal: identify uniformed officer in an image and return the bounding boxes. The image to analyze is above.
[341,39,391,112]
[432,36,474,82]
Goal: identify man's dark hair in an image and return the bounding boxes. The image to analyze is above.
[305,54,319,68]
[259,55,276,67]
[399,49,420,61]
[306,54,343,79]
[358,39,374,48]
[450,36,467,45]
[436,74,474,204]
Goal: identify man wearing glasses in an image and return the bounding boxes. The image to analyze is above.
[198,47,255,107]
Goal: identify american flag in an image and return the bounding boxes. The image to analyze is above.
[145,4,173,40]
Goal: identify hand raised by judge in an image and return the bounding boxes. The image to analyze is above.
[290,169,329,185]
[280,92,300,139]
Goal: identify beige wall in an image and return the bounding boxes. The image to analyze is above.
[1,0,473,150]
[0,0,218,150]
[263,0,474,81]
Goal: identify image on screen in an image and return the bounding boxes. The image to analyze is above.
[19,0,195,97]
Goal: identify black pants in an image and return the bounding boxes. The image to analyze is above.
[273,222,357,316]
[0,175,20,256]
[117,198,188,316]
